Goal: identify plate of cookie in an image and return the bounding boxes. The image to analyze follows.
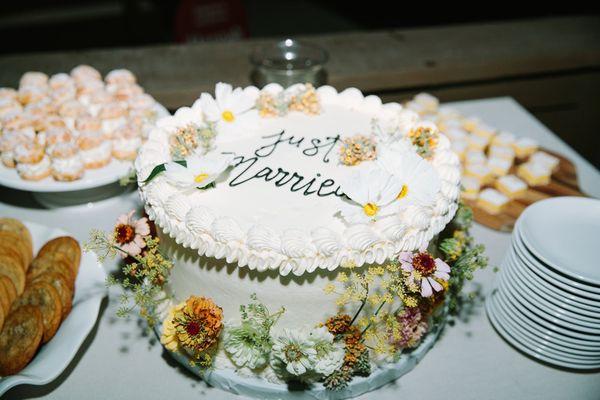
[0,66,170,192]
[0,218,107,395]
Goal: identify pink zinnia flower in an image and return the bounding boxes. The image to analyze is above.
[399,249,450,297]
[114,210,151,258]
[391,307,428,349]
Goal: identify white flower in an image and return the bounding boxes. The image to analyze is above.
[223,320,270,370]
[157,104,203,133]
[377,147,440,209]
[309,327,345,376]
[397,109,420,136]
[270,328,317,378]
[163,151,234,189]
[198,82,259,139]
[339,166,404,224]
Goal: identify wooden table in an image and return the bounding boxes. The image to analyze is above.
[1,97,599,400]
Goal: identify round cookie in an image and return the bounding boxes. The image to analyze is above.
[11,282,62,343]
[0,254,26,295]
[28,254,75,289]
[37,236,81,277]
[30,272,73,320]
[0,274,17,305]
[0,279,9,317]
[0,231,30,272]
[0,218,33,267]
[0,305,43,375]
[0,243,26,272]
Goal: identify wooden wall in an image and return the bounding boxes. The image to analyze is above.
[1,16,598,165]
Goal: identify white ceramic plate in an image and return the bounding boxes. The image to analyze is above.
[0,104,169,193]
[0,221,107,396]
[487,294,600,369]
[514,229,600,296]
[502,254,600,326]
[497,270,600,334]
[506,249,600,313]
[492,280,600,351]
[495,282,600,342]
[517,197,600,286]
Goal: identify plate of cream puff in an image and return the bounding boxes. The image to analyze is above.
[0,65,169,192]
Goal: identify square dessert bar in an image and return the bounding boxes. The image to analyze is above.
[488,157,512,177]
[462,116,481,132]
[495,174,527,199]
[465,150,486,166]
[477,188,509,215]
[488,145,515,162]
[467,134,489,151]
[451,140,468,160]
[461,176,481,200]
[530,151,560,171]
[513,137,538,158]
[473,124,496,141]
[492,131,516,147]
[517,161,551,186]
[464,163,493,184]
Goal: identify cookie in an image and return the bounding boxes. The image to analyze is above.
[37,236,81,277]
[0,243,26,272]
[0,302,4,333]
[11,282,62,343]
[0,217,33,268]
[0,274,17,305]
[28,254,75,290]
[30,272,73,321]
[0,254,26,295]
[0,231,30,272]
[0,279,9,317]
[0,305,43,375]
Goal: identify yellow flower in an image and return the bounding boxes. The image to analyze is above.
[323,283,336,294]
[337,272,349,283]
[160,301,186,352]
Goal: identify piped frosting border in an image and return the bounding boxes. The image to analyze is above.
[135,84,461,276]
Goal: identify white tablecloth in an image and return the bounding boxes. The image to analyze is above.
[1,97,599,400]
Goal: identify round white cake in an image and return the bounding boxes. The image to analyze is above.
[135,83,461,397]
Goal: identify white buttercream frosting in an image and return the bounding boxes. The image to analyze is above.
[137,85,461,276]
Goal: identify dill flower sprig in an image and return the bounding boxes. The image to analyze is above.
[85,215,174,327]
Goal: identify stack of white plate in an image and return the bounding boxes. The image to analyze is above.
[486,197,600,370]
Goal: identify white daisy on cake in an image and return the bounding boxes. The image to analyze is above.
[163,151,234,190]
[198,82,259,139]
[377,147,440,209]
[339,166,405,224]
[157,104,203,133]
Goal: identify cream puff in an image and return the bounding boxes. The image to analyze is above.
[44,126,74,150]
[105,69,136,86]
[50,141,85,181]
[75,115,102,134]
[16,154,51,180]
[19,72,49,89]
[0,88,18,101]
[99,102,128,136]
[111,123,141,160]
[0,129,35,167]
[77,130,112,168]
[18,86,48,105]
[48,73,75,91]
[71,65,102,83]
[59,100,88,129]
[107,83,144,102]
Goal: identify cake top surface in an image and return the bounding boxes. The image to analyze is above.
[135,83,461,276]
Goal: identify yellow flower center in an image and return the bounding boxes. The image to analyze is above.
[363,202,379,217]
[221,110,235,122]
[397,184,409,200]
[194,173,209,183]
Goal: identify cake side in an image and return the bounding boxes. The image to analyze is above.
[136,83,461,276]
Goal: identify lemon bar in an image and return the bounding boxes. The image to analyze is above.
[488,156,512,176]
[488,145,515,162]
[437,106,461,121]
[473,123,496,141]
[465,150,486,166]
[530,151,559,171]
[517,162,551,186]
[467,134,489,151]
[462,116,481,132]
[492,131,516,147]
[445,127,468,141]
[465,163,493,184]
[414,93,439,113]
[477,188,509,215]
[437,118,462,132]
[451,140,468,160]
[461,176,481,200]
[513,137,538,158]
[496,174,527,199]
